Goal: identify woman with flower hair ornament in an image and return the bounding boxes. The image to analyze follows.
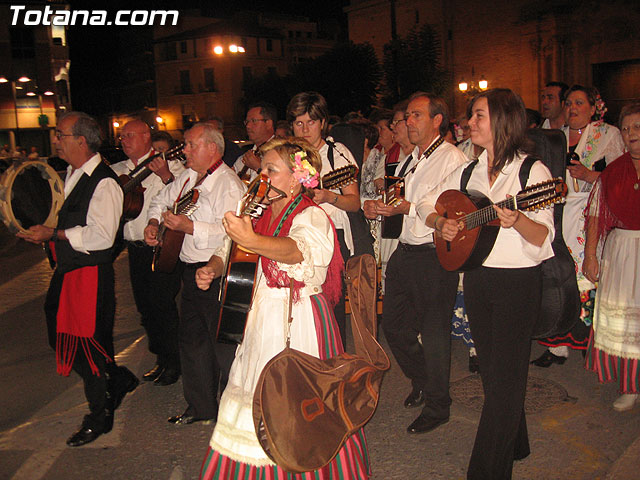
[533,85,625,368]
[196,137,370,480]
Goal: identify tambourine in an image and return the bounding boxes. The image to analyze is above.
[0,160,65,234]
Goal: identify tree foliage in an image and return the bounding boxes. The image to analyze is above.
[382,24,449,107]
[242,41,382,118]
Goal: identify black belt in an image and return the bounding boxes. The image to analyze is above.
[398,242,435,251]
[183,261,208,269]
[127,240,148,248]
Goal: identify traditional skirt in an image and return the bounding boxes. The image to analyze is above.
[585,228,640,393]
[200,293,371,480]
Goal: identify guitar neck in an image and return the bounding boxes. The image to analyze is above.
[465,197,516,229]
[123,168,154,193]
[123,145,185,194]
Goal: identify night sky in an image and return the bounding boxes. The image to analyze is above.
[67,0,349,114]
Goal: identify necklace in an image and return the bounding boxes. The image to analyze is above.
[569,125,588,135]
[632,156,640,190]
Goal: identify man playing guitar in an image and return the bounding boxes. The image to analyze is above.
[233,102,277,182]
[144,123,245,425]
[111,120,184,386]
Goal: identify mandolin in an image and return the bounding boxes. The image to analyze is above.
[380,176,404,239]
[435,178,567,271]
[319,165,359,190]
[151,188,199,273]
[217,174,286,344]
[118,144,185,220]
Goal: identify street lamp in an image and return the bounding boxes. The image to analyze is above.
[458,74,488,96]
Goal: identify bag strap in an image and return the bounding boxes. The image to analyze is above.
[459,159,479,193]
[518,156,536,190]
[285,278,294,348]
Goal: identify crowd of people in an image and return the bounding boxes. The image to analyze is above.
[14,81,639,480]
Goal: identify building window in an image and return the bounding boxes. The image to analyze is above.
[179,70,192,94]
[296,31,301,38]
[10,28,35,59]
[266,38,273,52]
[203,68,215,92]
[163,42,177,61]
[288,31,293,38]
[267,67,277,76]
[415,10,419,24]
[180,41,187,54]
[307,32,312,39]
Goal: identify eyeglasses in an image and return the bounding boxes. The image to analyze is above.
[389,119,405,130]
[621,122,640,134]
[55,131,75,139]
[244,118,267,126]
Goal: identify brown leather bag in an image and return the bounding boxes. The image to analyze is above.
[253,254,390,473]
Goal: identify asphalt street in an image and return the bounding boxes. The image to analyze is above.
[1,223,639,479]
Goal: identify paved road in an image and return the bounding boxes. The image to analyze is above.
[1,223,639,479]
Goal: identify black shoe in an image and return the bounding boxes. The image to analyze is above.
[531,350,567,368]
[66,426,102,447]
[407,414,449,434]
[154,367,180,386]
[142,364,164,382]
[469,355,480,374]
[167,412,214,425]
[107,366,140,413]
[404,389,425,408]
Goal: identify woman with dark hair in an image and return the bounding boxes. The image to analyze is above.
[287,92,361,345]
[421,88,555,479]
[583,102,640,411]
[533,85,624,367]
[196,137,370,479]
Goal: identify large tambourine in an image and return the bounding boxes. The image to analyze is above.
[0,160,64,234]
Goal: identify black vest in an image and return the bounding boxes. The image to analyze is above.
[54,159,122,274]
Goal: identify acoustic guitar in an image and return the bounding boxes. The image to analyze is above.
[380,176,404,239]
[217,174,286,344]
[151,188,199,273]
[435,178,567,271]
[118,144,185,221]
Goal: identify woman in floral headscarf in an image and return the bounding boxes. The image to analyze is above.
[533,85,625,367]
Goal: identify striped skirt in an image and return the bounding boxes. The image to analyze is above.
[200,293,371,480]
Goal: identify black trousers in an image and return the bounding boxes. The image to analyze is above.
[127,243,182,368]
[179,263,224,419]
[333,229,351,350]
[44,264,116,432]
[382,244,459,420]
[464,266,541,480]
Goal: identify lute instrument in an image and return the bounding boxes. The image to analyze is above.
[319,165,359,190]
[118,143,185,220]
[151,187,199,273]
[380,175,404,239]
[435,178,567,271]
[217,174,286,344]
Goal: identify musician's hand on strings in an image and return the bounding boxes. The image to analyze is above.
[583,255,600,284]
[195,256,224,290]
[363,200,378,219]
[312,188,334,205]
[149,156,172,183]
[16,224,53,244]
[493,199,520,229]
[567,158,598,184]
[162,211,194,234]
[376,198,409,216]
[144,220,159,246]
[222,211,256,247]
[242,150,262,172]
[439,218,461,242]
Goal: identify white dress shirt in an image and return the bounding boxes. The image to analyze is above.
[419,150,555,268]
[318,140,358,255]
[63,154,123,254]
[399,138,468,245]
[147,164,246,264]
[111,148,185,241]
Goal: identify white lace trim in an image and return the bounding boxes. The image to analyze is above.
[275,236,315,283]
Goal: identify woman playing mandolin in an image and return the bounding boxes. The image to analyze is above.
[195,137,370,480]
[423,89,555,479]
